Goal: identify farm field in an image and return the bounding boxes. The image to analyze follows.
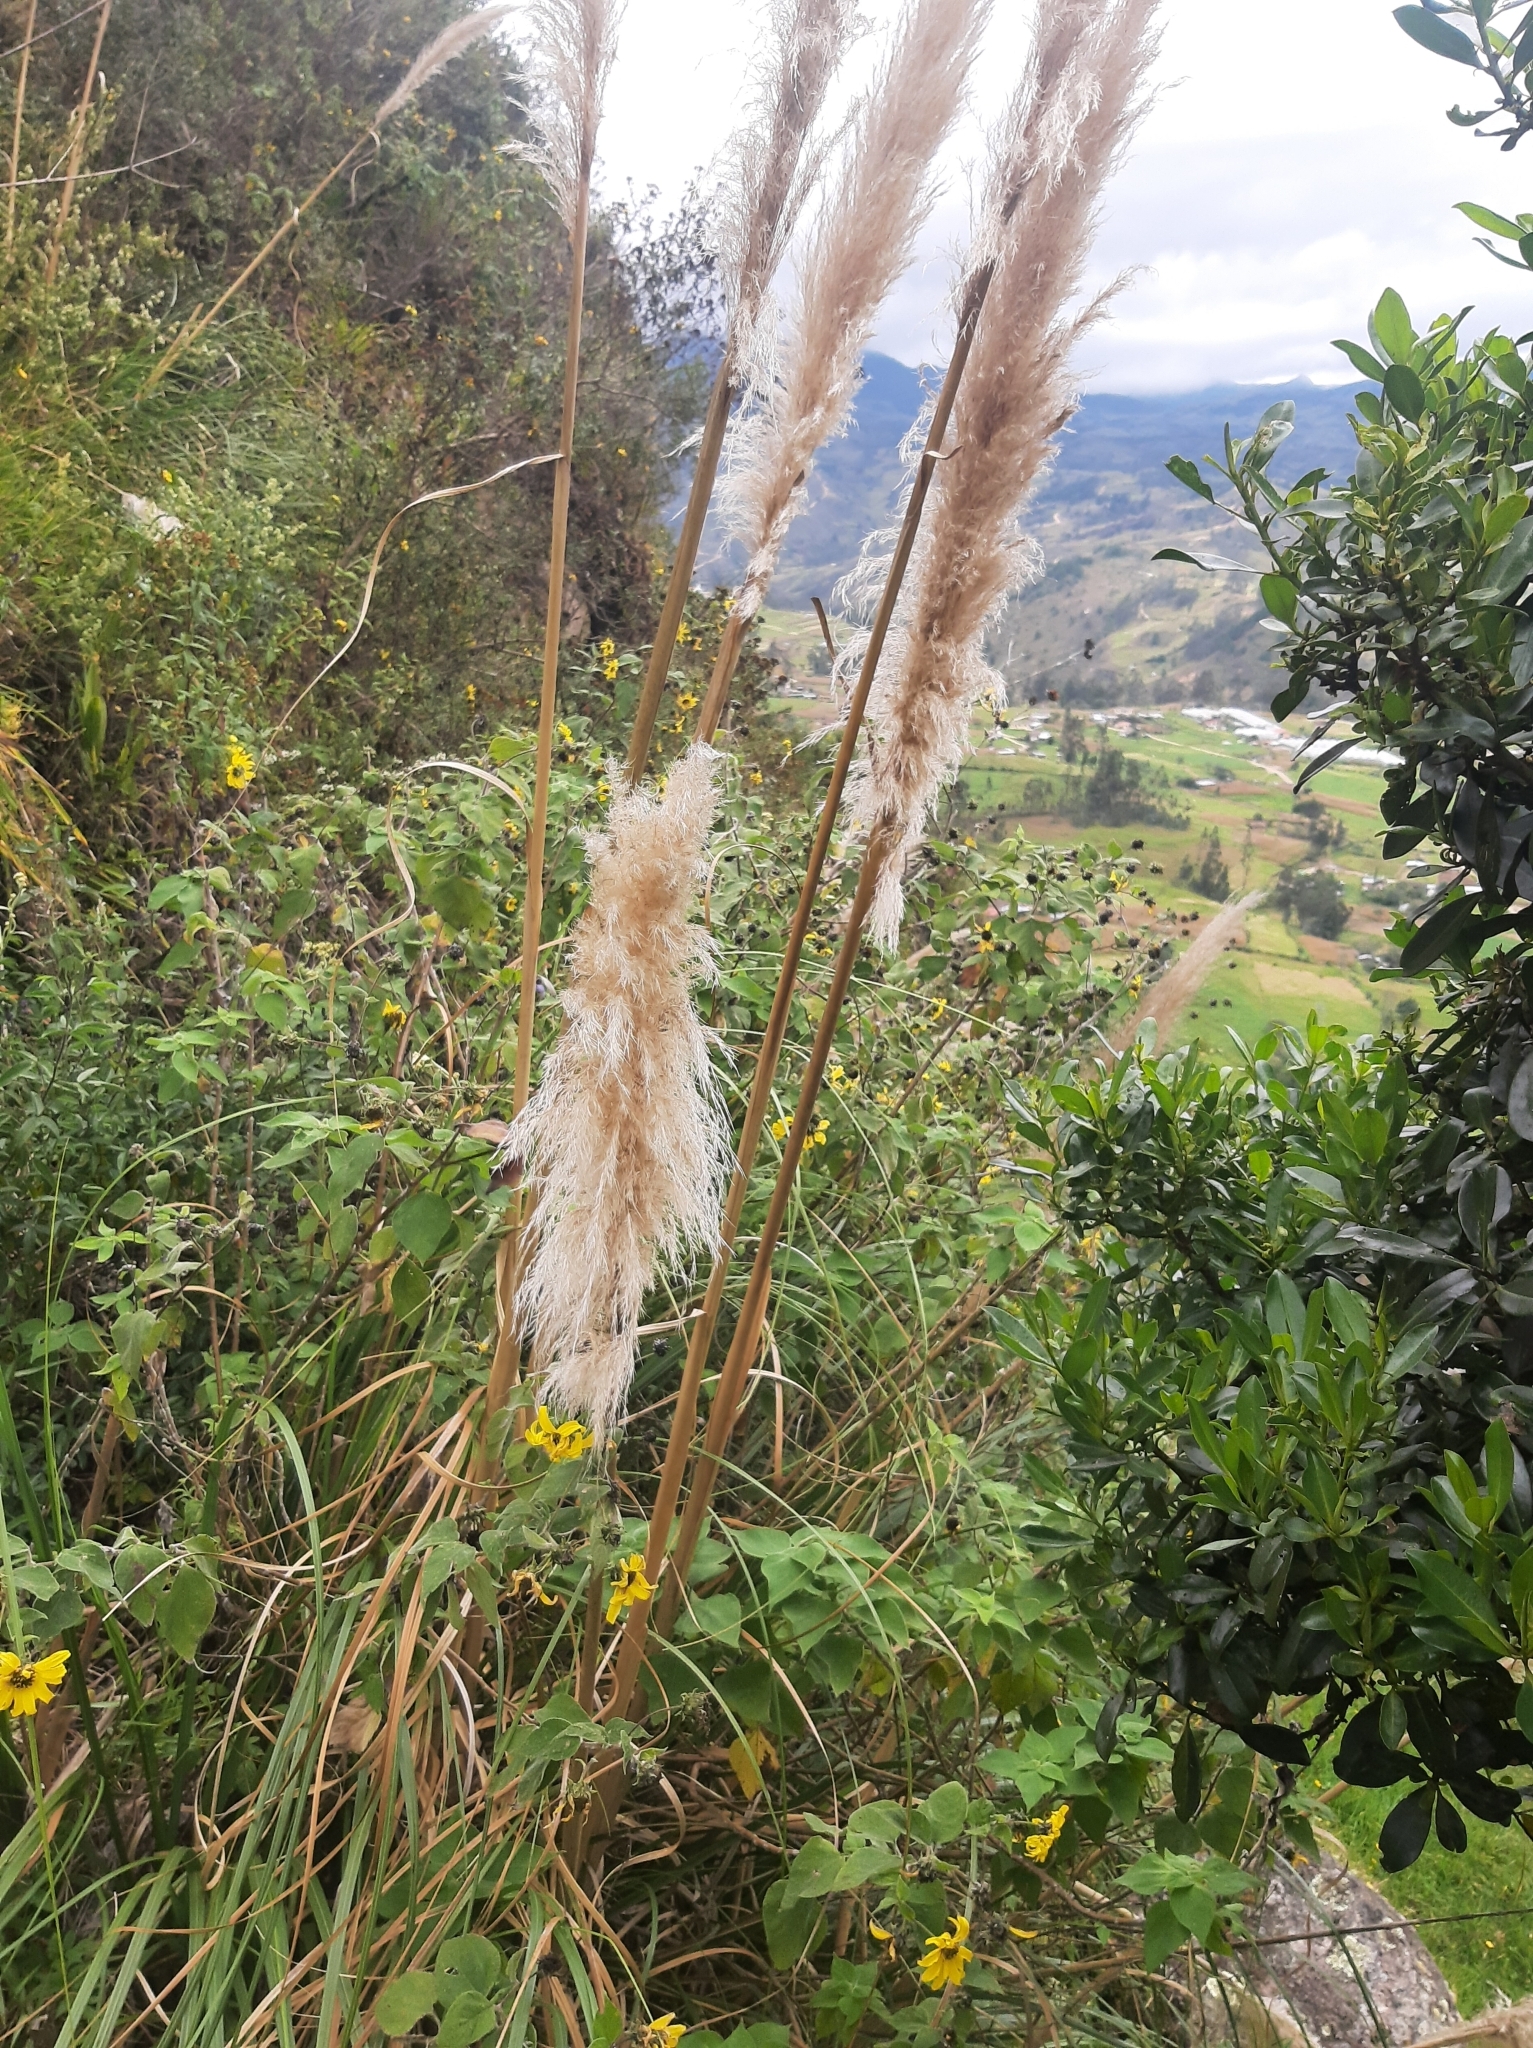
[760,614,1444,1045]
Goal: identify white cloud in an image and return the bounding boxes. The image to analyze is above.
[592,0,1533,391]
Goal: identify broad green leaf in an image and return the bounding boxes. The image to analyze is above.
[376,1974,439,2036]
[1142,1897,1185,1973]
[783,1836,845,1903]
[1379,1784,1435,1873]
[762,1878,825,1970]
[914,1779,970,1845]
[1410,1551,1506,1654]
[1332,337,1387,382]
[1382,362,1426,422]
[437,1936,502,1997]
[392,1191,455,1262]
[1370,286,1418,364]
[160,1566,216,1660]
[437,1989,497,2048]
[1165,455,1214,502]
[1393,7,1482,67]
[1458,201,1524,239]
[1259,574,1298,627]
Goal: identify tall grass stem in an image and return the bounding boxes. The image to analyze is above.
[41,0,109,286]
[601,265,994,1716]
[4,0,37,259]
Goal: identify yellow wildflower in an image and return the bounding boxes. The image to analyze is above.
[381,999,407,1026]
[617,446,626,457]
[525,1405,592,1463]
[603,659,619,681]
[640,2019,685,2048]
[464,682,476,704]
[771,1116,788,1141]
[399,539,409,551]
[558,722,573,743]
[676,621,691,645]
[161,469,173,484]
[919,1916,972,1991]
[534,334,548,345]
[599,638,615,658]
[811,1116,829,1148]
[508,1568,555,1606]
[224,739,255,791]
[1023,1803,1070,1862]
[0,1647,69,1717]
[749,771,763,786]
[606,1553,652,1625]
[676,692,698,712]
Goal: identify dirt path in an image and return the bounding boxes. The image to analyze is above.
[1109,888,1266,1052]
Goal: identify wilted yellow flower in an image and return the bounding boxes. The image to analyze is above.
[508,1568,555,1606]
[919,1916,972,1991]
[1023,1803,1070,1862]
[1007,1926,1040,1941]
[640,2018,685,2048]
[605,1552,652,1625]
[225,739,255,790]
[381,999,407,1026]
[0,1647,69,1717]
[525,1405,592,1463]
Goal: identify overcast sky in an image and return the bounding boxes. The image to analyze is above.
[591,0,1533,392]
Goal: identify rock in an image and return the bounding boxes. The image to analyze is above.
[1205,1854,1457,2048]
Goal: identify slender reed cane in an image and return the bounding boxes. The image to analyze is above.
[482,166,592,1431]
[624,358,733,785]
[41,0,109,286]
[598,257,997,1728]
[4,0,37,260]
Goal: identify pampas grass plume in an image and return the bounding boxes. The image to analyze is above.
[510,0,623,233]
[722,0,992,626]
[507,746,730,1445]
[848,0,1162,947]
[376,3,518,124]
[719,0,859,383]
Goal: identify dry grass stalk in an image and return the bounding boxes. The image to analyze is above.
[719,0,991,633]
[4,0,38,259]
[625,0,857,782]
[845,0,1161,948]
[143,3,514,390]
[505,746,730,1446]
[42,0,110,286]
[485,0,619,1444]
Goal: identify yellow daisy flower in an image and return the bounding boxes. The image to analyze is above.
[918,1916,972,1991]
[0,1647,69,1717]
[606,1553,652,1625]
[1023,1803,1070,1862]
[525,1405,592,1463]
[640,2018,685,2048]
[225,739,255,791]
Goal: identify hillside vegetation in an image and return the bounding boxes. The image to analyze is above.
[5,4,1533,2048]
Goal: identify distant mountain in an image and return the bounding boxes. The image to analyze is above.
[697,354,1369,706]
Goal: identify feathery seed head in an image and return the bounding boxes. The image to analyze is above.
[375,3,517,126]
[842,0,1162,948]
[506,0,623,231]
[505,745,729,1445]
